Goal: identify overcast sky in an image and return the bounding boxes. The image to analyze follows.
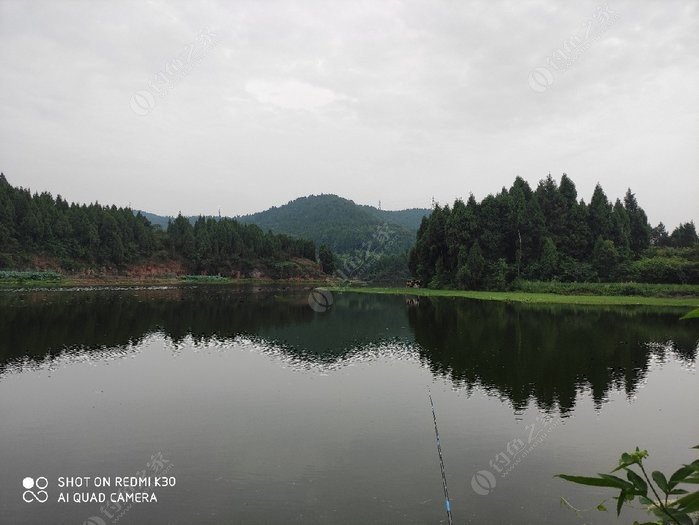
[0,0,697,227]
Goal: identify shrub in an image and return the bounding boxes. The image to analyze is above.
[0,270,62,281]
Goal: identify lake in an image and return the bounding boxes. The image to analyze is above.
[0,285,697,524]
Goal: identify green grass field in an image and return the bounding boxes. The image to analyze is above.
[327,286,699,307]
[511,280,699,298]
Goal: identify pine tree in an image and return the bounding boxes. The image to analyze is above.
[535,174,566,245]
[623,189,651,256]
[559,173,578,209]
[669,222,698,248]
[592,237,618,281]
[611,199,631,260]
[318,244,335,274]
[466,240,486,289]
[588,183,612,242]
[540,237,559,280]
[650,222,669,247]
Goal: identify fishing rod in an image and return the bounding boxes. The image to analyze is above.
[429,390,454,525]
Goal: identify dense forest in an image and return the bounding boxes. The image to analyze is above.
[0,174,323,278]
[409,174,699,288]
[238,194,427,254]
[3,172,697,286]
[238,194,429,281]
[137,194,430,281]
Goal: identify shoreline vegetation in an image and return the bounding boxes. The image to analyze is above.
[1,173,697,307]
[0,174,331,281]
[0,271,333,288]
[2,271,698,307]
[409,174,698,290]
[328,284,699,307]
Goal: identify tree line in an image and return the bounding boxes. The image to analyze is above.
[167,214,316,275]
[408,174,698,288]
[0,174,322,276]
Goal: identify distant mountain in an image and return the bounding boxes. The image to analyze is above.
[359,205,432,232]
[135,211,219,229]
[135,211,172,229]
[237,194,430,256]
[136,195,430,281]
[139,195,431,256]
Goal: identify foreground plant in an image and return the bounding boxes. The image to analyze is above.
[557,445,699,524]
[680,307,699,320]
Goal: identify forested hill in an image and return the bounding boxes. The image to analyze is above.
[134,210,172,229]
[0,174,325,278]
[238,194,430,255]
[410,174,699,289]
[139,197,430,256]
[358,205,431,232]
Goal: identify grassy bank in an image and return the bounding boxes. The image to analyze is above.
[512,280,699,298]
[2,271,698,307]
[328,286,699,307]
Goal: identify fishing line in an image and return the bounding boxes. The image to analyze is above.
[429,390,454,525]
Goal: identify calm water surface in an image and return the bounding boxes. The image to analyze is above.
[0,285,697,524]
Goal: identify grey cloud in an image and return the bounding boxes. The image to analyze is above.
[0,0,696,226]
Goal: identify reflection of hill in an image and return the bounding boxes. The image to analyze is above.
[1,287,696,414]
[0,287,412,366]
[407,298,698,413]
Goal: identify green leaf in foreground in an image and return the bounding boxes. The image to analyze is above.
[626,469,648,496]
[652,470,670,494]
[556,474,630,489]
[671,490,699,514]
[598,473,635,491]
[680,307,699,320]
[558,446,698,524]
[669,461,699,488]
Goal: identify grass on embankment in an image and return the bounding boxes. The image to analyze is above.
[2,270,697,307]
[512,280,699,298]
[327,285,699,307]
[0,270,69,287]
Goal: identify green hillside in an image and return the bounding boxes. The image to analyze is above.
[0,174,323,279]
[139,196,430,256]
[359,205,431,232]
[135,210,171,229]
[136,195,430,282]
[135,211,220,229]
[238,194,429,256]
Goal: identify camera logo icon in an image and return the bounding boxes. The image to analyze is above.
[22,476,49,503]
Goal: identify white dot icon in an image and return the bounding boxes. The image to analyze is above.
[22,477,34,489]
